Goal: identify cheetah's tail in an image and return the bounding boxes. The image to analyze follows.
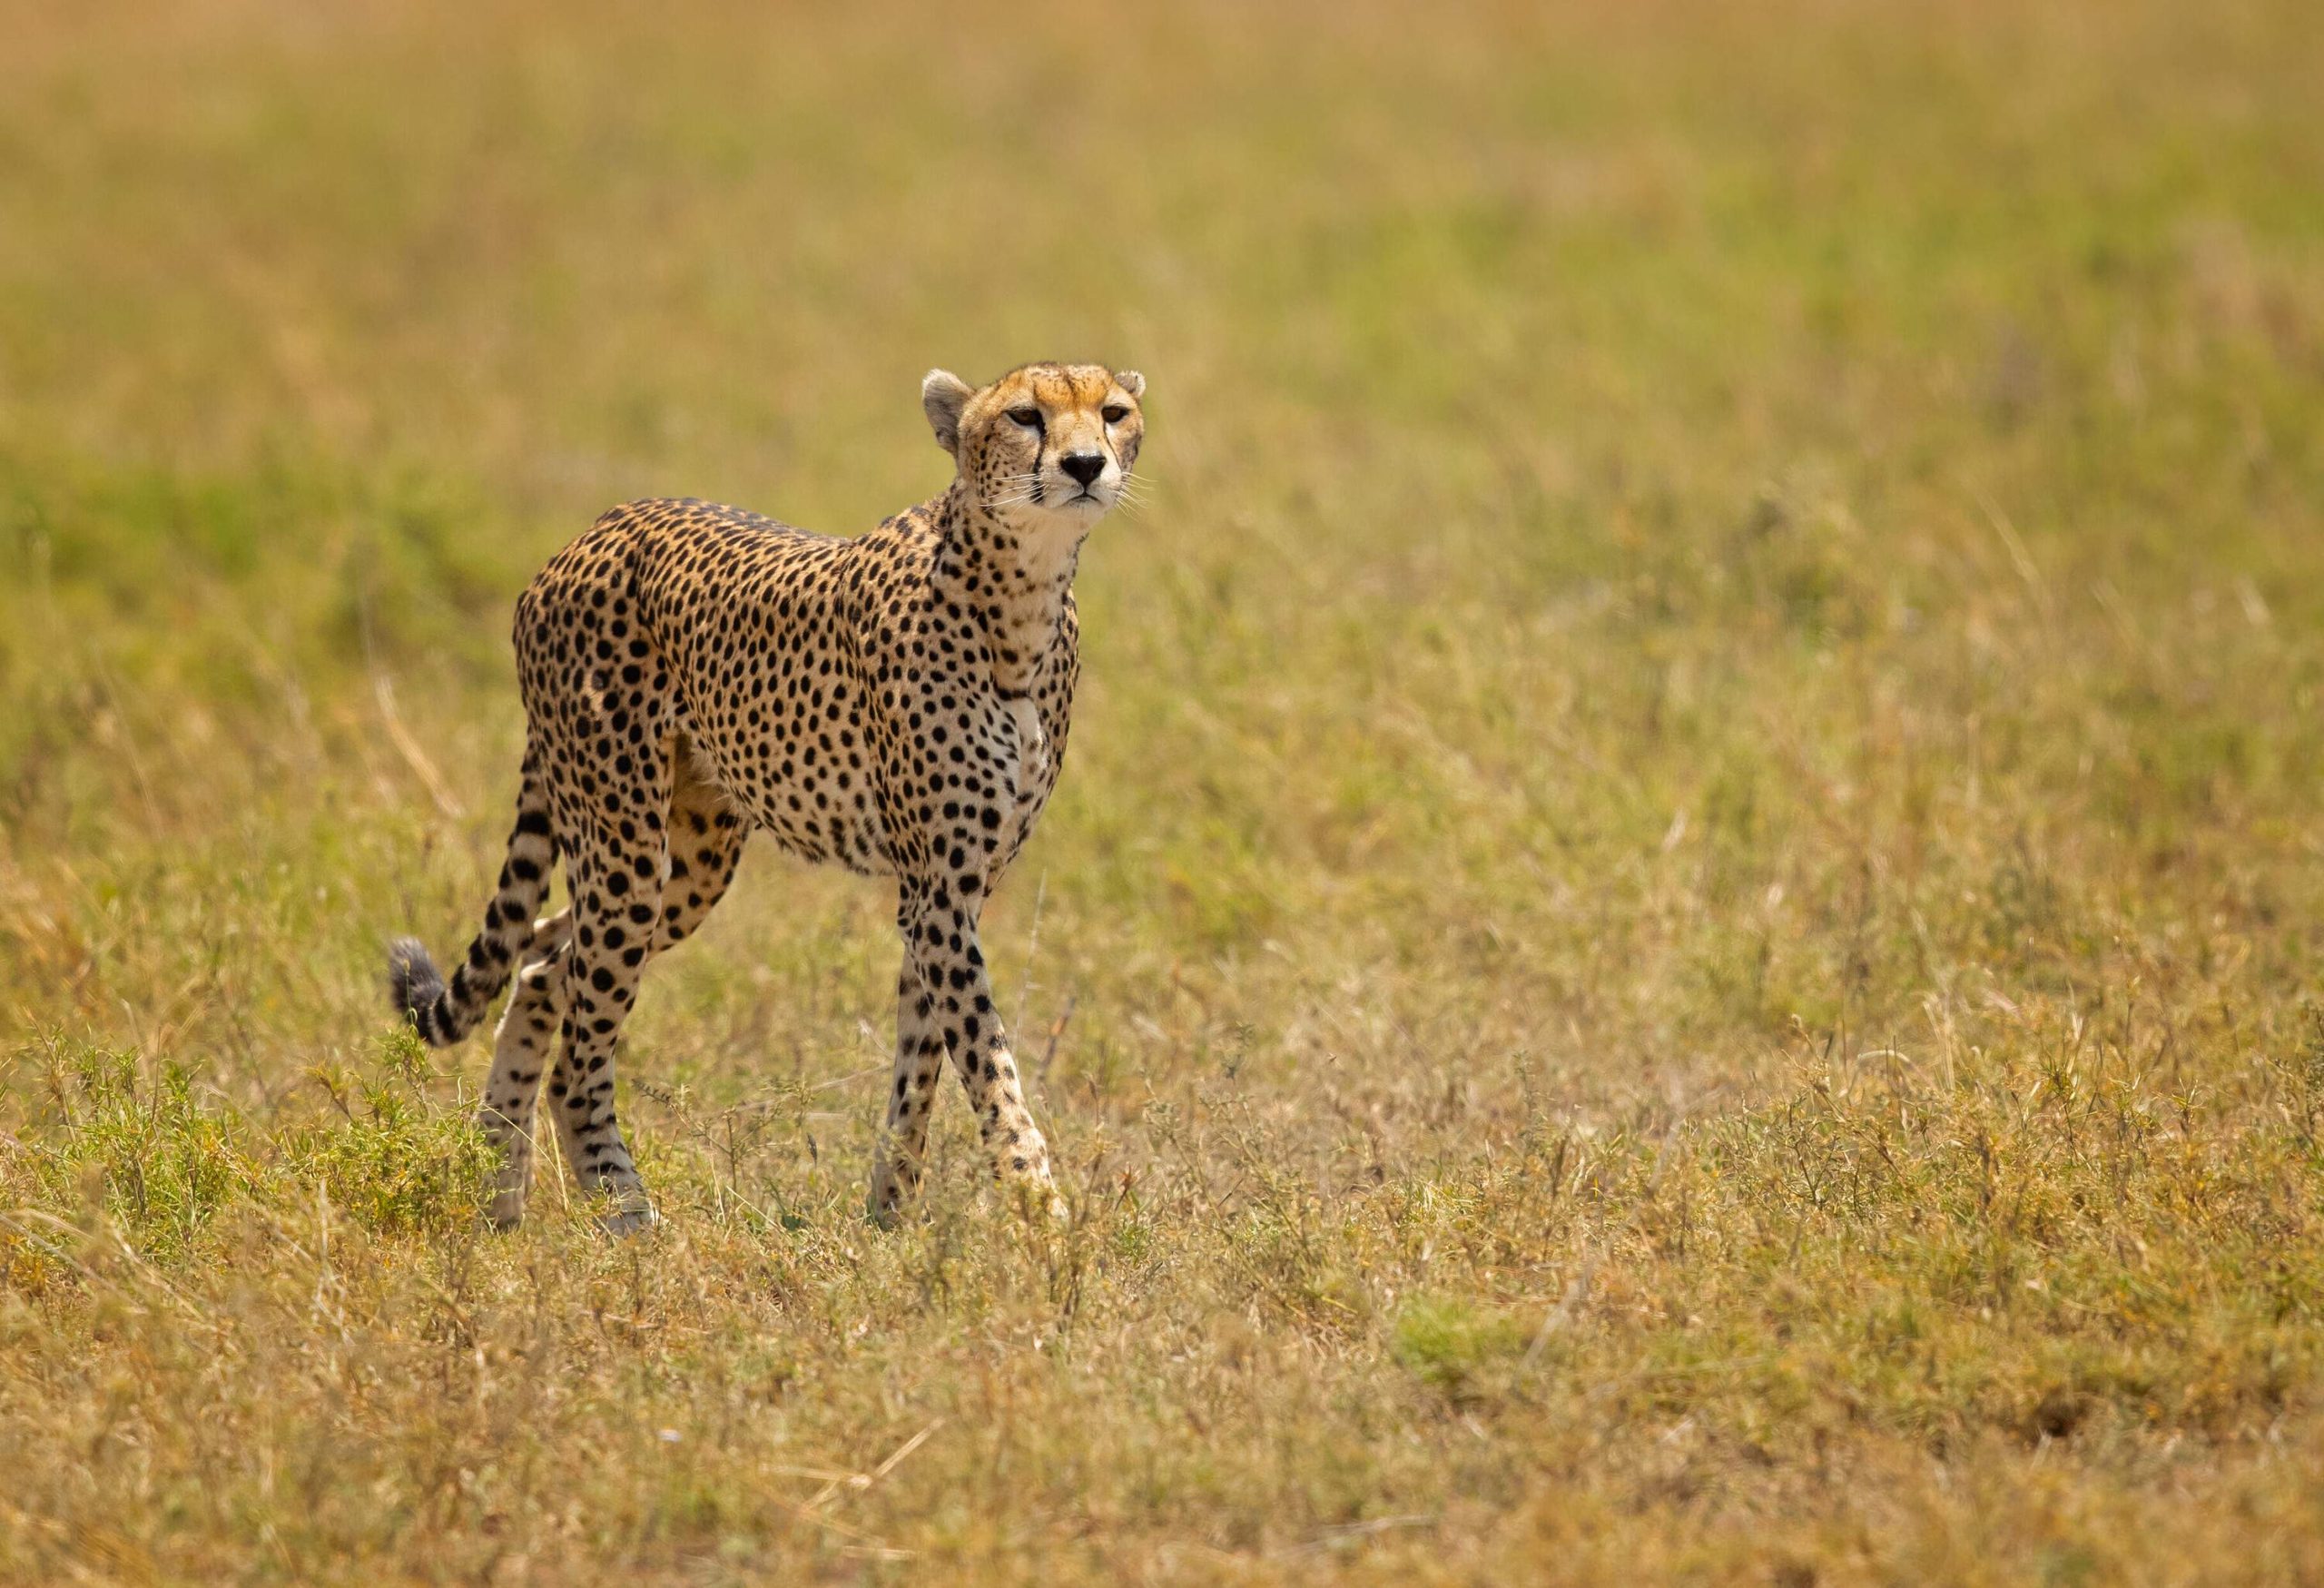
[389,743,557,1047]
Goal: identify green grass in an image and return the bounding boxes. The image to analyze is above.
[4,0,2324,1579]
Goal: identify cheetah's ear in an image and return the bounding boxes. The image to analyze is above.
[921,370,973,456]
[1115,370,1146,400]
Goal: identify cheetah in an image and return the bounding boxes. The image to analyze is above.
[387,361,1145,1232]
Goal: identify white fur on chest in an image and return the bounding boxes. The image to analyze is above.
[1006,695,1049,800]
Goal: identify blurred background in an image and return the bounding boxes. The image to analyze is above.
[3,0,2323,1577]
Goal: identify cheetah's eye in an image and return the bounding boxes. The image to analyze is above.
[1007,407,1041,428]
[1101,405,1128,424]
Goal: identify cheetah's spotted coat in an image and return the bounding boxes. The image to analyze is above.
[388,361,1145,1229]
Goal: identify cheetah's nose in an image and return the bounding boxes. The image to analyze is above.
[1059,453,1105,488]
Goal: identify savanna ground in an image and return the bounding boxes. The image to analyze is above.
[3,0,2322,1581]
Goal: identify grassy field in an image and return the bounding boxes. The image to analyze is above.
[4,0,2324,1579]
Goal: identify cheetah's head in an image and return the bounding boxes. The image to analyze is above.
[921,362,1146,529]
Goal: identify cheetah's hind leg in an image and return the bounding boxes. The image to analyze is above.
[531,744,751,1234]
[476,912,573,1228]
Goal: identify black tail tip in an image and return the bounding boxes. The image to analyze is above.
[388,937,445,1031]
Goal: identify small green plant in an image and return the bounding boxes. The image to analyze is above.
[16,1039,248,1260]
[1391,1294,1525,1396]
[288,1048,495,1238]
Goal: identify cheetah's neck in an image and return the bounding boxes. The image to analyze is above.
[933,480,1085,700]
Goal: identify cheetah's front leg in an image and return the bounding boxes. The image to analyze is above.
[866,949,945,1226]
[895,879,1059,1216]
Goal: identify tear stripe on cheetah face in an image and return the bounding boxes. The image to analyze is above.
[386,360,1144,1230]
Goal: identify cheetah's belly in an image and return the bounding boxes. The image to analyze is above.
[676,697,895,878]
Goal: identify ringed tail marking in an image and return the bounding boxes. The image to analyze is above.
[388,747,558,1047]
